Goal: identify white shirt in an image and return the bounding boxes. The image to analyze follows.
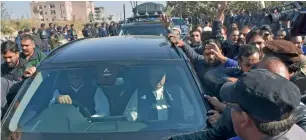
[49,84,110,116]
[124,85,195,121]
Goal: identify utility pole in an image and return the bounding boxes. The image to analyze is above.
[123,4,126,23]
[179,1,182,29]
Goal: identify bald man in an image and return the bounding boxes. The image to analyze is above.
[256,56,290,80]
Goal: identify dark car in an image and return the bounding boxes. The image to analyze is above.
[119,20,173,36]
[1,36,210,140]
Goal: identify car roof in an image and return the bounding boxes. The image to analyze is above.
[121,21,164,27]
[43,35,182,64]
[171,17,183,19]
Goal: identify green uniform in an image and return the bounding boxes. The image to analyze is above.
[20,48,46,67]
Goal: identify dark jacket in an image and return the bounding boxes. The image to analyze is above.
[31,33,43,50]
[1,58,32,81]
[211,20,239,59]
[1,77,24,119]
[91,27,99,38]
[181,43,238,87]
[99,27,109,37]
[168,103,306,140]
[203,68,242,98]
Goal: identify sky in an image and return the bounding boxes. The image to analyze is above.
[3,1,166,20]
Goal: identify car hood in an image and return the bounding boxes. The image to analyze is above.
[3,129,197,140]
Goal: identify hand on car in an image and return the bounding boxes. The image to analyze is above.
[57,95,72,104]
[227,77,238,83]
[208,110,221,125]
[23,67,37,78]
[206,95,226,112]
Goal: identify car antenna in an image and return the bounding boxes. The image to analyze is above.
[145,5,149,16]
[154,4,158,15]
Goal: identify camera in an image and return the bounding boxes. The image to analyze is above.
[266,2,306,36]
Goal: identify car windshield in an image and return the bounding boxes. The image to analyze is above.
[5,60,206,133]
[172,19,186,26]
[119,25,168,36]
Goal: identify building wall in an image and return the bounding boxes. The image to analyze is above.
[30,1,72,22]
[71,1,94,21]
[30,1,94,22]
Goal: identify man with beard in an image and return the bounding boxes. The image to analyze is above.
[1,40,32,81]
[19,34,46,67]
[170,36,238,87]
[203,44,261,98]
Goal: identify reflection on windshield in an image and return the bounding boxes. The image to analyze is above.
[7,61,205,133]
[120,26,167,36]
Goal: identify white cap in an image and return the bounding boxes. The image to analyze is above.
[172,27,181,35]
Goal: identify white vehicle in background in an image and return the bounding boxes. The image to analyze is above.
[171,17,190,37]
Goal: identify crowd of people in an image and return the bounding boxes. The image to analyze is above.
[0,20,120,118]
[163,1,306,140]
[1,1,306,140]
[12,21,121,55]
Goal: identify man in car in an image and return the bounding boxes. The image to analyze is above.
[19,34,46,67]
[50,69,110,116]
[1,40,32,81]
[124,68,194,121]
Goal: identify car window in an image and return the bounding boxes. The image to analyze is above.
[6,60,206,133]
[172,19,186,26]
[119,25,167,36]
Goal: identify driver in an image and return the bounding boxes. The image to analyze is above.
[50,69,110,116]
[124,68,195,121]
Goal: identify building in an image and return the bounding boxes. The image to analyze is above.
[94,7,105,22]
[30,1,94,22]
[71,1,94,21]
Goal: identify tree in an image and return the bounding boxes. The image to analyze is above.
[1,2,14,35]
[107,15,113,21]
[165,1,285,17]
[1,2,9,19]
